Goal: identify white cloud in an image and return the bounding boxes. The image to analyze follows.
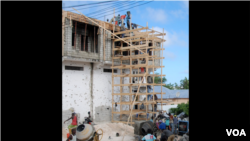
[145,7,167,23]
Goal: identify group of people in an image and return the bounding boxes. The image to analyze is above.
[141,128,189,141]
[108,11,138,38]
[155,113,179,134]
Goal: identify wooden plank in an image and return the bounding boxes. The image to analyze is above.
[150,33,166,36]
[123,37,164,42]
[112,101,156,105]
[112,92,166,95]
[113,74,166,77]
[114,34,150,42]
[114,44,149,50]
[113,46,157,51]
[152,48,165,51]
[66,11,118,31]
[114,27,148,35]
[111,65,164,69]
[113,83,165,87]
[113,55,156,60]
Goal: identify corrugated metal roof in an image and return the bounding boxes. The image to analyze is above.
[154,86,189,99]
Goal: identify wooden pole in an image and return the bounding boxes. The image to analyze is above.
[161,28,164,112]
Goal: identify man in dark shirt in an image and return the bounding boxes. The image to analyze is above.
[173,115,178,134]
[120,23,125,38]
[153,95,158,118]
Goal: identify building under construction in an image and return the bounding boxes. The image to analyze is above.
[62,9,169,125]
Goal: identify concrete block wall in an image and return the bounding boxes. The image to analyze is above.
[64,18,72,56]
[98,28,103,62]
[64,18,100,60]
[154,42,161,67]
[93,64,120,122]
[105,30,112,61]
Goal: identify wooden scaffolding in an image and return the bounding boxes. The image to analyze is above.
[111,22,166,125]
[69,8,168,126]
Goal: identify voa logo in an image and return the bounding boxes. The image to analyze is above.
[226,129,246,136]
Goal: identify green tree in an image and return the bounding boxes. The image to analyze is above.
[154,72,167,84]
[174,83,180,89]
[164,83,174,89]
[180,77,189,89]
[169,101,189,116]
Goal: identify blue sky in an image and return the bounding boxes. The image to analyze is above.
[63,0,189,85]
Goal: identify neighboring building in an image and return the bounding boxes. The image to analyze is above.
[62,10,162,122]
[155,86,189,105]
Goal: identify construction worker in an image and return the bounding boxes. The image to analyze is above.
[117,14,121,26]
[141,129,156,141]
[153,95,158,118]
[169,113,174,130]
[173,115,178,134]
[66,128,76,141]
[150,116,154,123]
[64,113,78,132]
[126,11,131,29]
[121,14,126,25]
[120,23,125,38]
[159,120,167,132]
[147,85,152,101]
[165,117,170,130]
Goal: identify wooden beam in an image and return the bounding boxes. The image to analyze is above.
[111,65,164,69]
[113,55,157,59]
[114,27,148,35]
[113,74,166,77]
[152,48,165,51]
[112,92,166,96]
[113,45,157,51]
[113,83,165,87]
[114,34,150,42]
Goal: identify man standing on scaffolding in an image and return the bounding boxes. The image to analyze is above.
[126,11,131,29]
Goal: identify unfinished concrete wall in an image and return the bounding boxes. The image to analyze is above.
[105,30,112,61]
[154,42,161,67]
[62,61,92,122]
[98,28,113,62]
[64,18,72,56]
[92,64,120,122]
[98,28,104,62]
[64,18,100,60]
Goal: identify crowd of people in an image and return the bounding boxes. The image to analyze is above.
[141,112,189,141]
